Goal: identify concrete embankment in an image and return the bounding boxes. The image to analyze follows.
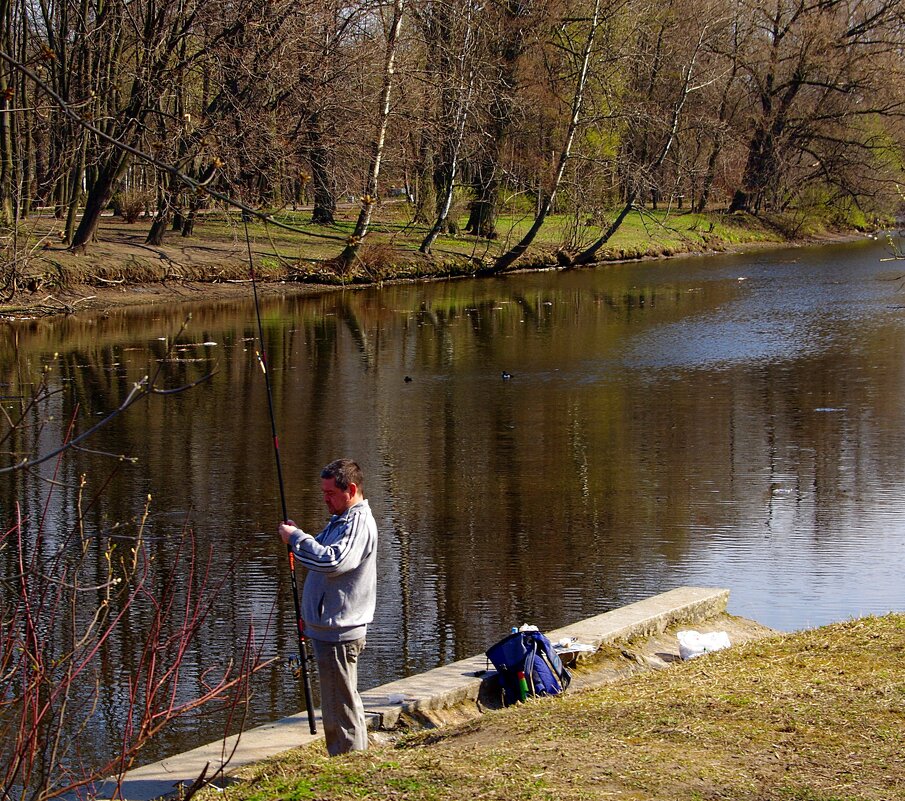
[96,586,768,801]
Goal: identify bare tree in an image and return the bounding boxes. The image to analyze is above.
[487,0,602,272]
[2,0,905,271]
[463,0,535,239]
[1,496,266,801]
[570,5,719,265]
[67,0,204,252]
[144,0,301,245]
[727,0,905,215]
[0,327,270,801]
[418,0,481,253]
[292,0,370,225]
[337,0,406,270]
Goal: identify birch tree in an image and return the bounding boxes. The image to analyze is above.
[486,0,602,272]
[337,0,405,270]
[570,7,718,265]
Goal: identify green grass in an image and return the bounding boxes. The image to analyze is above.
[236,203,788,278]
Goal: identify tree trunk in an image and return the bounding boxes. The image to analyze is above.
[421,10,476,254]
[465,162,498,239]
[63,137,86,243]
[146,215,169,246]
[465,0,531,240]
[728,124,774,213]
[181,194,202,237]
[0,96,14,225]
[146,175,169,245]
[337,0,405,269]
[430,150,455,234]
[19,74,33,220]
[412,145,434,224]
[0,0,15,227]
[418,148,458,254]
[696,135,722,213]
[308,117,336,225]
[53,176,66,219]
[487,0,600,273]
[69,157,125,251]
[147,165,179,245]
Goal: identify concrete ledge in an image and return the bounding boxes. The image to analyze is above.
[97,586,729,800]
[362,585,728,729]
[551,585,729,645]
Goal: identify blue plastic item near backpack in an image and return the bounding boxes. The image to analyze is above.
[485,630,572,706]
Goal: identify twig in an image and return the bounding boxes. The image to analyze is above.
[71,444,139,462]
[38,294,75,313]
[0,317,216,473]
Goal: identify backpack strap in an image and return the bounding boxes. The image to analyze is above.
[522,636,539,695]
[530,631,572,690]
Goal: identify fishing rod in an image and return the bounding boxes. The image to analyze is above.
[0,43,319,737]
[243,216,317,736]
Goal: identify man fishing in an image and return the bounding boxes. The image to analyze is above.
[278,458,378,755]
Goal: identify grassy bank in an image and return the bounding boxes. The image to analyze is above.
[204,614,904,801]
[3,202,866,310]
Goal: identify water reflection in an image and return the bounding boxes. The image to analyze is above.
[2,239,904,766]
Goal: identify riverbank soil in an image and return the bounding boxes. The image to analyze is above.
[1,214,331,317]
[208,613,904,801]
[1,208,863,319]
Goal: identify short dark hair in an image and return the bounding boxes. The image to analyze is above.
[321,459,364,492]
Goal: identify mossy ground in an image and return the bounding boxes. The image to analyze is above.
[202,614,905,801]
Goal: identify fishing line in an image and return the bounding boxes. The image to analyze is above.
[243,216,317,735]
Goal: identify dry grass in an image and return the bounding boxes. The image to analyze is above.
[207,614,905,801]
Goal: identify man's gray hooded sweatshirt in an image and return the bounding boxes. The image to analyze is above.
[287,499,377,643]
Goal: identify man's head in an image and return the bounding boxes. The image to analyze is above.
[320,459,364,515]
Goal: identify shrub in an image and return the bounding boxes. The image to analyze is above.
[113,190,153,223]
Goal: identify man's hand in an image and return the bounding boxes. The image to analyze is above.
[279,520,302,545]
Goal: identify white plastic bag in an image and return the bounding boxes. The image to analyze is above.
[676,630,731,660]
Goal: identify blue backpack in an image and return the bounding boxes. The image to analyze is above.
[485,630,572,706]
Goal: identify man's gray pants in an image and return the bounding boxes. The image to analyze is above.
[312,638,368,756]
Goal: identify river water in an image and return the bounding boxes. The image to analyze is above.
[3,237,905,767]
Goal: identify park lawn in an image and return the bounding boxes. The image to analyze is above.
[204,202,788,274]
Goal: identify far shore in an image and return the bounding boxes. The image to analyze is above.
[1,209,879,321]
